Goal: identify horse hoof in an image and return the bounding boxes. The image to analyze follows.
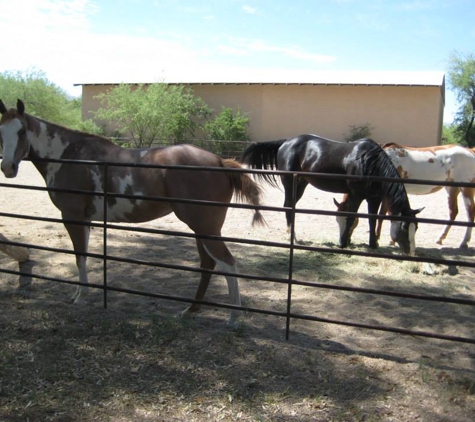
[459,243,469,249]
[18,279,32,289]
[226,318,242,330]
[180,308,192,319]
[181,304,200,318]
[72,297,86,305]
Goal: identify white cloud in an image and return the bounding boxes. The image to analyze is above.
[0,0,207,94]
[399,1,435,11]
[245,40,336,63]
[0,0,96,32]
[243,5,257,14]
[0,0,335,96]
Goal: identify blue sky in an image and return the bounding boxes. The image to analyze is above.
[0,0,473,123]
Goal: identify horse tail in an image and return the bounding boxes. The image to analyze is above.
[222,159,266,227]
[240,139,287,188]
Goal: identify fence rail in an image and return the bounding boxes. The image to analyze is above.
[1,157,475,345]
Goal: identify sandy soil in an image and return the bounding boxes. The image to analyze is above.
[1,160,475,421]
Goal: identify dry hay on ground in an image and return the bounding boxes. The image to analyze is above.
[0,162,474,421]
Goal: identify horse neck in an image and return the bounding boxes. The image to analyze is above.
[384,181,411,215]
[26,114,69,159]
[25,114,72,180]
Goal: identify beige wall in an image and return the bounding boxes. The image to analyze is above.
[81,82,444,147]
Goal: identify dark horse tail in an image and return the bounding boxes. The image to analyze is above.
[240,139,287,188]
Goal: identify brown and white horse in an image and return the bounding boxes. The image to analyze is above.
[379,143,475,248]
[0,99,265,325]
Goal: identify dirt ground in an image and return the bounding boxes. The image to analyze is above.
[1,161,475,421]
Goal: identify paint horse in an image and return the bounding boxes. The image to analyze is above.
[0,99,265,325]
[378,143,475,249]
[242,134,422,255]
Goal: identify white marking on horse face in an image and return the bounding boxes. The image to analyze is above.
[0,118,23,174]
[336,215,346,235]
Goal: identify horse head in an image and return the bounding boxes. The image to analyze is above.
[0,99,30,178]
[389,207,424,255]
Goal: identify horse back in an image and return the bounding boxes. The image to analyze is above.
[385,144,475,185]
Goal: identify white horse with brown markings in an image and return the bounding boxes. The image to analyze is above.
[379,143,475,249]
[0,99,265,326]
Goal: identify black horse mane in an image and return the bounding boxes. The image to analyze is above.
[357,138,409,213]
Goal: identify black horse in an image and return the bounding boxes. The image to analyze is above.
[241,134,422,255]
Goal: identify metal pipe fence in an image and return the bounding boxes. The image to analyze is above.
[0,157,474,345]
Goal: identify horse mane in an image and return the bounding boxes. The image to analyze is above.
[380,142,403,149]
[359,138,409,212]
[31,114,116,146]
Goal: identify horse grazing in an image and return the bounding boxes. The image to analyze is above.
[241,134,422,255]
[0,99,265,325]
[379,143,475,248]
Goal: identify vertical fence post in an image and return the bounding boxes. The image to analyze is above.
[285,173,298,340]
[102,163,108,309]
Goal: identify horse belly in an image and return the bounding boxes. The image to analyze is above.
[92,197,173,223]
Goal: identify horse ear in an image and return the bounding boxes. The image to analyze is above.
[413,207,424,216]
[333,198,341,207]
[0,100,6,115]
[17,99,25,115]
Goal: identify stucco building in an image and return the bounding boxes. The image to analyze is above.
[76,71,445,147]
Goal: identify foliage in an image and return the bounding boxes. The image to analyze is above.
[204,106,250,142]
[344,123,374,141]
[76,119,106,136]
[442,124,458,145]
[0,69,102,133]
[447,51,475,147]
[95,83,211,147]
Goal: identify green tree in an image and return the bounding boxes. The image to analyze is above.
[95,83,211,147]
[344,123,374,141]
[205,107,250,141]
[442,124,458,145]
[0,69,76,125]
[448,51,475,147]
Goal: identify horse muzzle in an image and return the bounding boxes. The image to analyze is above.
[338,238,349,248]
[1,161,18,178]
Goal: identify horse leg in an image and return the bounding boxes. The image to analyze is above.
[339,197,363,248]
[183,237,240,327]
[64,222,91,304]
[436,187,459,245]
[376,198,390,243]
[460,187,475,248]
[281,176,308,240]
[181,238,216,317]
[367,198,381,248]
